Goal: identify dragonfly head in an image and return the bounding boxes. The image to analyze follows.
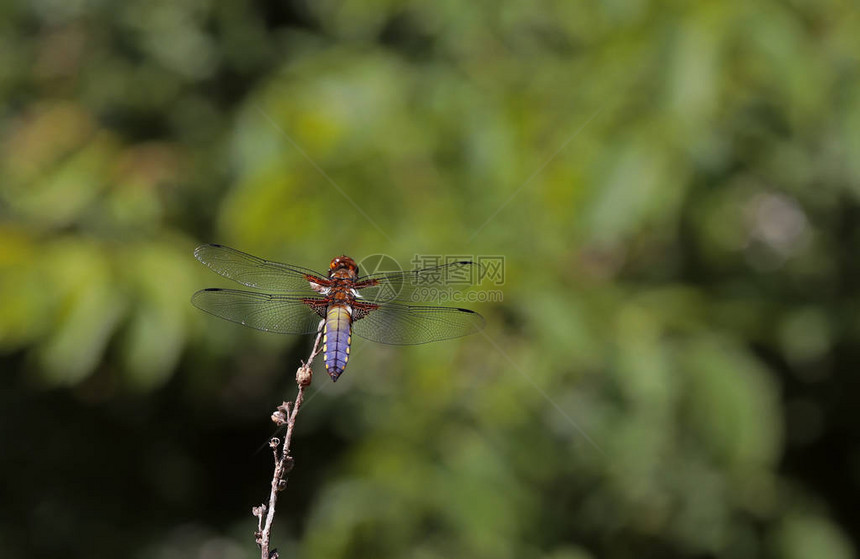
[329,255,359,278]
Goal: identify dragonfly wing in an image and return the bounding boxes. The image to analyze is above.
[194,244,327,293]
[191,289,324,334]
[356,261,482,303]
[351,302,485,345]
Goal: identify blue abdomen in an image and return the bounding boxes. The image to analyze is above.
[323,306,352,381]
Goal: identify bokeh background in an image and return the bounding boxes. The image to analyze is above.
[1,1,859,558]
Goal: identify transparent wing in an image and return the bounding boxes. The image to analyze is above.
[356,261,482,303]
[352,302,485,345]
[194,244,327,293]
[191,289,324,334]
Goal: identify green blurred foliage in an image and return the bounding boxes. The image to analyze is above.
[1,0,859,558]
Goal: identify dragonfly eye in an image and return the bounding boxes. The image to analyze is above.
[329,255,359,276]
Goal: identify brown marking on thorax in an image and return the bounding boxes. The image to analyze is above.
[327,255,359,308]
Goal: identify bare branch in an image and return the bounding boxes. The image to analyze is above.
[254,330,323,558]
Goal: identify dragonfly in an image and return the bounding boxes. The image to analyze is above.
[191,244,485,381]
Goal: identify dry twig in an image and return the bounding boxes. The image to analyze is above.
[253,330,322,559]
